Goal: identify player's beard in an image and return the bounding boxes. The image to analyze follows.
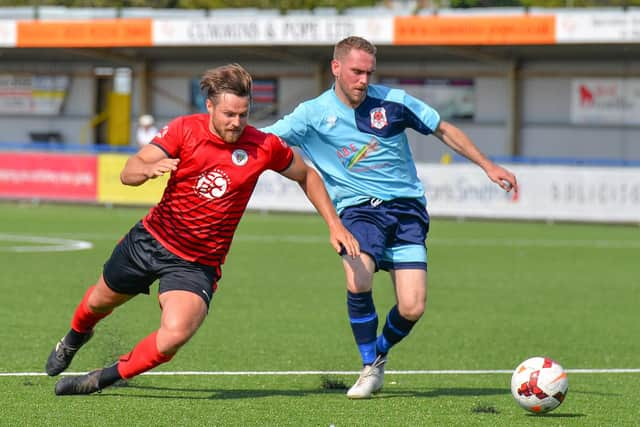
[337,77,367,108]
[350,86,367,106]
[213,122,244,144]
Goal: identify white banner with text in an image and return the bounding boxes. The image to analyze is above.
[248,163,640,223]
[556,12,640,43]
[152,16,393,45]
[571,78,640,125]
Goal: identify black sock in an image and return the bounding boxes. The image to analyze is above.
[63,328,90,348]
[98,364,123,389]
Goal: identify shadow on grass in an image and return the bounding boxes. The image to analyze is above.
[526,413,586,418]
[101,384,511,401]
[380,387,507,399]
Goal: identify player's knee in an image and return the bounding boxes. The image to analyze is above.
[398,302,425,321]
[161,317,199,345]
[86,293,116,314]
[157,327,194,354]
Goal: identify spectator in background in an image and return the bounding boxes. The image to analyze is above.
[136,114,158,148]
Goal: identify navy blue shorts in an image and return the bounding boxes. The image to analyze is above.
[103,221,219,308]
[340,198,429,272]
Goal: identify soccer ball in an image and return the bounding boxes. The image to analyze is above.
[510,356,569,414]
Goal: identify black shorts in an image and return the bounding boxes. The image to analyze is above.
[103,221,219,308]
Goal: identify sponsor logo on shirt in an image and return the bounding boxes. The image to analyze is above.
[369,107,387,130]
[194,169,230,200]
[325,115,337,128]
[346,138,379,169]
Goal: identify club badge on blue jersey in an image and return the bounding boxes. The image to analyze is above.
[369,107,388,130]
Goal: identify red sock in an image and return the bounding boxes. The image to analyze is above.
[117,331,173,380]
[70,286,112,333]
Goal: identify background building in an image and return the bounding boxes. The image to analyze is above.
[0,5,639,164]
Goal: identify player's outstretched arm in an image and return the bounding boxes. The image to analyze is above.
[280,151,360,258]
[120,144,180,186]
[434,120,519,196]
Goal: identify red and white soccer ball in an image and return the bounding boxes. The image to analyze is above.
[510,357,569,414]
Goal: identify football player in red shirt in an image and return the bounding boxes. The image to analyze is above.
[47,63,360,395]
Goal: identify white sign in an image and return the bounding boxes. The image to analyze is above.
[571,78,640,125]
[152,16,393,46]
[556,12,640,43]
[0,74,70,115]
[248,164,640,223]
[0,20,16,47]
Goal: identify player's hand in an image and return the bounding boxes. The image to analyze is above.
[329,223,360,258]
[486,164,518,196]
[147,158,179,179]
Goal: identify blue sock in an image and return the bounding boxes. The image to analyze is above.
[376,305,417,355]
[347,290,378,365]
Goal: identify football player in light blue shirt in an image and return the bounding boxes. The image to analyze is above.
[263,36,518,399]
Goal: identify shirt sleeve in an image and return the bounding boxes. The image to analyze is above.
[151,117,183,157]
[402,91,441,136]
[265,134,294,172]
[260,103,309,147]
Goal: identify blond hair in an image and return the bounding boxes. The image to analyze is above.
[333,36,377,61]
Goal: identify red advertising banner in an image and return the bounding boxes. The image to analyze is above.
[0,152,97,201]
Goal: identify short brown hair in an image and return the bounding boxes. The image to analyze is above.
[333,36,377,61]
[200,63,252,105]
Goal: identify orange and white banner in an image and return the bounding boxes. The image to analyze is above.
[3,12,640,47]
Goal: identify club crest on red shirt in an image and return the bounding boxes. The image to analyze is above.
[370,107,388,130]
[194,169,230,200]
[232,149,248,166]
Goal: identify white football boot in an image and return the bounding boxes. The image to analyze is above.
[346,354,386,399]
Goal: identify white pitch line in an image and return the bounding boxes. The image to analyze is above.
[0,233,92,252]
[2,368,640,377]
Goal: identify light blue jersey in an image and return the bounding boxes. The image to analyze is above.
[262,84,440,213]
